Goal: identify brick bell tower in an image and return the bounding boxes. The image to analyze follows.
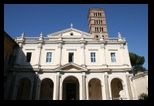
[88,8,108,39]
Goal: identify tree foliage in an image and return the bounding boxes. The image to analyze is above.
[133,65,147,73]
[129,52,147,74]
[129,52,145,66]
[138,93,148,100]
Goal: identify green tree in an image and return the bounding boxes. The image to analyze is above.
[129,52,147,74]
[138,93,148,100]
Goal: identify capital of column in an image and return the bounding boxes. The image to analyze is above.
[100,44,105,49]
[56,72,60,75]
[18,43,23,48]
[80,45,85,49]
[80,43,85,49]
[37,44,42,49]
[120,44,125,49]
[82,72,86,75]
[59,73,62,78]
[81,64,86,67]
[57,44,63,48]
[82,72,86,77]
[79,36,86,43]
[104,72,109,78]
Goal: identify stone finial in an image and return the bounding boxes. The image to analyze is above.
[118,32,122,38]
[39,32,43,40]
[81,34,84,40]
[21,32,25,38]
[58,33,62,40]
[40,32,43,37]
[70,23,73,28]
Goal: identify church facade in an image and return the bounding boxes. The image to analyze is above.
[4,8,148,100]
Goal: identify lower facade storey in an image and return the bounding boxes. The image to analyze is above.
[5,71,135,100]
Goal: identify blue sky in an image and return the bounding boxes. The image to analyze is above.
[4,4,148,70]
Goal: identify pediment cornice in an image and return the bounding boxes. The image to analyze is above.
[47,28,92,38]
[54,62,88,72]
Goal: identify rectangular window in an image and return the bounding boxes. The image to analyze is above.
[111,53,116,63]
[68,52,74,62]
[91,52,96,62]
[26,52,32,62]
[46,52,52,62]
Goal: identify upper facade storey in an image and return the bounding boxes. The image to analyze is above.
[13,27,131,70]
[15,27,126,45]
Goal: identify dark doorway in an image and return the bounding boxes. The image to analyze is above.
[66,83,76,100]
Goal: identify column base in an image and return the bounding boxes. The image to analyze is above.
[81,64,86,67]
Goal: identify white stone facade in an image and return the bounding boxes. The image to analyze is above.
[5,27,140,100]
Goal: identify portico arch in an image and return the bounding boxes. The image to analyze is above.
[40,78,54,100]
[88,78,102,100]
[111,78,123,100]
[62,76,79,100]
[16,77,31,100]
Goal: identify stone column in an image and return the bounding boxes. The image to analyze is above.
[59,74,62,100]
[15,43,23,65]
[100,44,106,66]
[104,72,110,100]
[101,75,106,100]
[7,71,16,100]
[82,72,86,100]
[81,44,86,66]
[55,72,60,100]
[35,74,41,100]
[11,75,19,100]
[35,43,42,66]
[125,73,133,100]
[57,43,62,66]
[36,34,44,67]
[86,76,89,100]
[80,37,86,66]
[101,83,104,100]
[120,44,124,64]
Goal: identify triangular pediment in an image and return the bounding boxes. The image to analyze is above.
[54,62,87,72]
[47,28,93,38]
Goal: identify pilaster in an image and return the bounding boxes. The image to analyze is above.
[104,72,110,100]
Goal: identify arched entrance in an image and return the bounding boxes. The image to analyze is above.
[40,78,54,100]
[88,78,102,100]
[62,76,79,100]
[111,78,123,100]
[16,78,31,100]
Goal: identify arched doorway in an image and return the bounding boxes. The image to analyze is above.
[88,78,102,100]
[62,76,79,100]
[111,78,123,100]
[40,78,54,100]
[16,78,31,100]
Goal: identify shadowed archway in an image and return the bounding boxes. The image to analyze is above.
[62,76,79,100]
[40,78,54,100]
[111,78,123,100]
[16,77,31,100]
